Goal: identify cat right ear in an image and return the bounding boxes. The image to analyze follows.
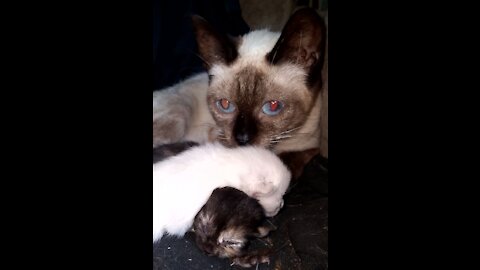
[266,8,326,86]
[191,15,238,69]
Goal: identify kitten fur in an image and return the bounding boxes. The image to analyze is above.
[193,187,270,260]
[152,143,291,242]
[153,8,326,155]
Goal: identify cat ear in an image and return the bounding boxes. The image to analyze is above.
[191,15,238,69]
[195,212,216,237]
[266,8,326,86]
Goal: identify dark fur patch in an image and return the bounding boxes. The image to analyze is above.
[191,15,238,68]
[278,148,322,181]
[152,141,199,164]
[266,8,326,89]
[193,187,266,258]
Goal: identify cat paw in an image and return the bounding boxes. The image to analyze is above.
[231,254,270,268]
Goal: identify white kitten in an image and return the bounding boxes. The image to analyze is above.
[153,143,291,242]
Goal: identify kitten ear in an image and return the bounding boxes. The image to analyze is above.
[266,8,326,86]
[191,15,238,69]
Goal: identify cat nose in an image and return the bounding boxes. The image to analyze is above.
[233,113,257,146]
[235,133,251,145]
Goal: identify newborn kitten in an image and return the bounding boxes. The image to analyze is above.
[153,142,291,242]
[193,187,272,268]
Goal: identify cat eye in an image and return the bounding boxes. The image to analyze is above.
[262,100,284,116]
[216,98,236,113]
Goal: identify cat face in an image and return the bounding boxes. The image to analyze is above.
[206,63,313,148]
[192,8,325,149]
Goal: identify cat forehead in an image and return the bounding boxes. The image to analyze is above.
[209,63,307,93]
[237,30,280,60]
[207,30,310,100]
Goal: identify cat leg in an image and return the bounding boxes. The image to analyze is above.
[278,147,322,181]
[153,91,194,147]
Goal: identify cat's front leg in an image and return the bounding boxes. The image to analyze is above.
[153,73,214,147]
[153,91,194,147]
[278,148,322,182]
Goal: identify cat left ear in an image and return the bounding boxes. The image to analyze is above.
[192,15,238,69]
[266,8,326,86]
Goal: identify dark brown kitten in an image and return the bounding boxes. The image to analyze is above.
[193,187,273,267]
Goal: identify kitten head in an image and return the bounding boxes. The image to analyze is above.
[193,187,266,259]
[192,8,326,149]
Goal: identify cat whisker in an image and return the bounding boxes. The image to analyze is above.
[216,135,229,142]
[272,135,292,140]
[293,131,316,137]
[216,130,227,138]
[278,126,302,135]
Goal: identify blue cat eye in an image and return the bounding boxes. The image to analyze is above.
[216,98,236,113]
[262,100,284,116]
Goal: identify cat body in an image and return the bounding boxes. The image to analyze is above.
[193,187,272,268]
[152,143,291,242]
[153,8,326,176]
[153,73,217,147]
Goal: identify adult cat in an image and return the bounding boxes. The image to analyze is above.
[153,8,326,179]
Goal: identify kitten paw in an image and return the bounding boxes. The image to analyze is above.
[231,253,270,268]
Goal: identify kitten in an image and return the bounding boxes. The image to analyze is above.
[152,143,291,242]
[193,187,272,268]
[153,8,326,179]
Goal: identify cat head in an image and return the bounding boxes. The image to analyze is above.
[192,187,266,259]
[192,8,326,149]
